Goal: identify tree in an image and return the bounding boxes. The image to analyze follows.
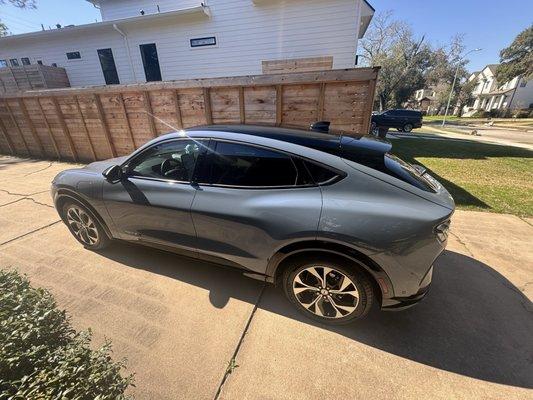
[427,36,470,112]
[496,25,533,83]
[361,11,433,110]
[0,0,36,36]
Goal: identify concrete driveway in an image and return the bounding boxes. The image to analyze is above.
[1,156,532,400]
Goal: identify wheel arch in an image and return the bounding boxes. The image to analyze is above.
[267,240,394,302]
[55,189,112,239]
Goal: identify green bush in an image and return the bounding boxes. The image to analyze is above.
[0,270,134,399]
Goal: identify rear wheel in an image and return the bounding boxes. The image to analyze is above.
[62,201,110,250]
[403,123,413,132]
[283,257,374,325]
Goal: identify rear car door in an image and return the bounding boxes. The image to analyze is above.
[103,138,208,254]
[190,140,322,275]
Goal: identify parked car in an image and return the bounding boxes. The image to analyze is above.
[371,109,423,132]
[51,123,454,324]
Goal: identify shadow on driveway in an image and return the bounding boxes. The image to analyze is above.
[100,242,533,389]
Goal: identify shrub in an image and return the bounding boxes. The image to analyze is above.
[0,270,134,399]
[512,109,532,118]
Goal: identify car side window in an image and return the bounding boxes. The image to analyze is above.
[210,141,298,187]
[127,139,206,182]
[303,161,339,184]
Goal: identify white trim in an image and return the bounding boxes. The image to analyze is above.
[0,5,209,43]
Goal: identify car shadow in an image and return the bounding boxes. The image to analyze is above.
[99,242,533,389]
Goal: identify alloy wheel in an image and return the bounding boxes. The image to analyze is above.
[66,206,99,245]
[292,265,359,319]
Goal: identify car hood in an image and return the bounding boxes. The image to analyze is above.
[83,156,128,174]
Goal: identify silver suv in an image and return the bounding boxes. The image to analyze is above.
[51,124,454,324]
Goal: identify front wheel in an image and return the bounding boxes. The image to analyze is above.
[62,201,110,250]
[283,257,374,325]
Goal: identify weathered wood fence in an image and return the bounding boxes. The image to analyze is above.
[0,67,378,162]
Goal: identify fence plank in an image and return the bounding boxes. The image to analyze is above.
[317,83,326,120]
[51,97,78,162]
[276,85,283,126]
[143,91,157,138]
[4,99,30,156]
[203,87,213,125]
[0,118,15,155]
[18,98,45,156]
[117,93,137,150]
[93,94,117,158]
[74,96,97,161]
[239,86,245,124]
[36,98,61,160]
[173,90,183,129]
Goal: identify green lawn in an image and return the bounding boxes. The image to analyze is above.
[391,137,533,217]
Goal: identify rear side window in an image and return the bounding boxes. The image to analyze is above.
[304,161,339,184]
[210,141,297,187]
[384,154,437,192]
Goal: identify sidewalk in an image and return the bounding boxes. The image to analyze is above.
[1,156,532,399]
[395,125,533,151]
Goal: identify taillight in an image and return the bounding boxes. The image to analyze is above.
[434,220,450,243]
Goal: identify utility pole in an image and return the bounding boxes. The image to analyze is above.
[442,48,482,127]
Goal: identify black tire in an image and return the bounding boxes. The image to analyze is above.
[283,256,374,325]
[403,123,413,133]
[62,200,110,250]
[370,122,378,136]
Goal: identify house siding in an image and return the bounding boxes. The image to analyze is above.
[0,0,363,87]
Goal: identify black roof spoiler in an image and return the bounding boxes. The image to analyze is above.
[310,121,331,133]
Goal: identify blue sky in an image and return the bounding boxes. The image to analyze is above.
[2,0,532,72]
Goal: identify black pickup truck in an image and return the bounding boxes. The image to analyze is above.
[371,109,423,133]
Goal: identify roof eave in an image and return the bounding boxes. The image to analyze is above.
[0,4,209,43]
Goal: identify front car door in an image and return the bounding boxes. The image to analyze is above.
[190,140,323,275]
[103,138,208,254]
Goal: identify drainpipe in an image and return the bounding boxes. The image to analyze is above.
[113,24,138,82]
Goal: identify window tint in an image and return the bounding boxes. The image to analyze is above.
[10,59,19,67]
[210,142,297,187]
[21,57,31,65]
[384,154,437,192]
[127,140,206,182]
[304,161,339,184]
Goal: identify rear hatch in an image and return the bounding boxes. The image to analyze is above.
[339,135,455,210]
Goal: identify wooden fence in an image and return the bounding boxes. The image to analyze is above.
[0,65,70,94]
[0,67,379,162]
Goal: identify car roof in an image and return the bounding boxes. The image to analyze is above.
[187,124,344,151]
[185,124,390,156]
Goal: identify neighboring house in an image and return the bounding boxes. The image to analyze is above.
[413,88,436,113]
[463,64,533,116]
[0,0,375,88]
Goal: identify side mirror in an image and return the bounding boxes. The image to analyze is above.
[102,165,124,183]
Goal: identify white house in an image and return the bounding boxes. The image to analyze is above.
[0,0,375,88]
[463,64,533,116]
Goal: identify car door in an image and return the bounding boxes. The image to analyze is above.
[103,138,208,254]
[379,111,397,127]
[190,140,322,275]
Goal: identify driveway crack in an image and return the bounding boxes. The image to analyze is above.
[0,220,61,247]
[23,162,54,176]
[213,283,266,400]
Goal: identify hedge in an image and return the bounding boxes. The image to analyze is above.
[0,270,134,399]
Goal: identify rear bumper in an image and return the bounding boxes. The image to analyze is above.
[381,265,433,311]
